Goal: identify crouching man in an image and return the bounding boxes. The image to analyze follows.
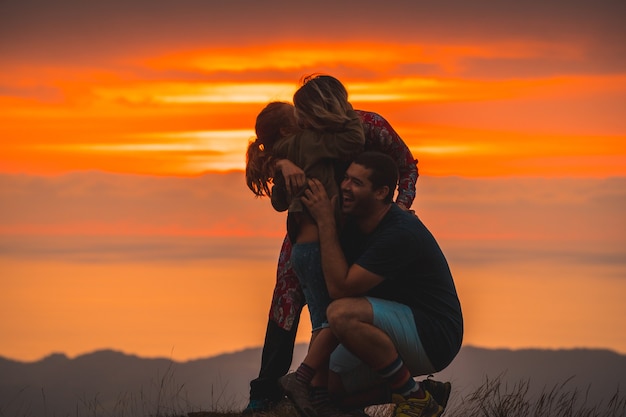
[283,151,463,417]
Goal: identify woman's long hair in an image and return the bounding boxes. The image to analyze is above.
[245,101,297,197]
[293,74,354,131]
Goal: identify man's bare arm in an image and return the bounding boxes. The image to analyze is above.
[301,179,383,299]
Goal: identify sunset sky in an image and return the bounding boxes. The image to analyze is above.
[1,1,625,363]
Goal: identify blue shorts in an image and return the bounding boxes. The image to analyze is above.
[290,242,331,332]
[329,297,436,393]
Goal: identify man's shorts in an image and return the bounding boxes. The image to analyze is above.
[329,297,436,393]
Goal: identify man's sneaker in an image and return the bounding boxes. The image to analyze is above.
[393,391,443,417]
[279,373,317,417]
[242,398,272,416]
[420,377,451,409]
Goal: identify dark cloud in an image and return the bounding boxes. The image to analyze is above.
[0,85,65,102]
[1,0,624,75]
[0,235,281,262]
[1,172,624,271]
[444,241,626,269]
[0,171,282,234]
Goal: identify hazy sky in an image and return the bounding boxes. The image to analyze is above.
[1,0,625,361]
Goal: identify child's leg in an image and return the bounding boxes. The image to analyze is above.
[303,328,339,386]
[289,242,335,387]
[290,242,332,332]
[287,328,339,414]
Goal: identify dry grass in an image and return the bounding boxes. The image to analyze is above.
[2,374,623,417]
[443,376,625,417]
[186,375,625,417]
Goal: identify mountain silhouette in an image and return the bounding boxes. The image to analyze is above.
[0,346,623,416]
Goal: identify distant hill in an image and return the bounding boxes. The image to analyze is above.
[0,346,624,416]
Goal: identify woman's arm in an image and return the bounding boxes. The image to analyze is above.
[357,110,418,209]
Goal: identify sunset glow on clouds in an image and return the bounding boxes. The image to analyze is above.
[2,70,625,176]
[1,0,625,361]
[2,1,625,177]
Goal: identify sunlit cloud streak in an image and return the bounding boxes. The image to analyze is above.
[1,172,624,256]
[1,1,625,178]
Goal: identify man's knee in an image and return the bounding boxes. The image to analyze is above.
[327,299,351,326]
[327,298,372,330]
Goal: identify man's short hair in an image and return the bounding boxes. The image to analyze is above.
[352,151,398,204]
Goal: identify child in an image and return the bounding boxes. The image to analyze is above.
[246,101,299,200]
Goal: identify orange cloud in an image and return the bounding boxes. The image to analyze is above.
[2,33,625,177]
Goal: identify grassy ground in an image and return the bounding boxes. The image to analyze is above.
[183,376,625,417]
[3,375,624,416]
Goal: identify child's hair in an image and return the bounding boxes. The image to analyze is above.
[293,74,354,131]
[246,101,298,197]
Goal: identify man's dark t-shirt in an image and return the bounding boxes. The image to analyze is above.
[340,204,463,371]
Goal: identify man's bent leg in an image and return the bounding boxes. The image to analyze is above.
[327,297,439,414]
[329,298,435,381]
[329,370,390,410]
[327,297,398,371]
[366,298,435,376]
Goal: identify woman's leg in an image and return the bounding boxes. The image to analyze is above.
[246,236,305,410]
[248,316,301,405]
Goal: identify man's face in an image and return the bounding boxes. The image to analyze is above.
[340,163,376,215]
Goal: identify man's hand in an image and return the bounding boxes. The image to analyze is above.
[301,179,337,225]
[275,159,305,195]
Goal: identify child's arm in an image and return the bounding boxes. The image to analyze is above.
[275,159,306,196]
[270,173,289,212]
